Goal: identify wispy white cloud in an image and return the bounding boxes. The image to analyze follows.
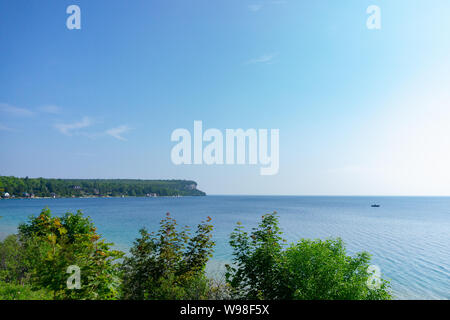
[0,124,15,132]
[0,103,34,117]
[39,105,62,114]
[106,125,131,141]
[245,53,277,65]
[54,117,93,136]
[0,102,62,116]
[247,1,286,12]
[248,4,263,12]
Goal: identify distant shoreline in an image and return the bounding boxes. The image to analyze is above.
[0,195,202,200]
[0,176,207,198]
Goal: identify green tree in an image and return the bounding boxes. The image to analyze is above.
[281,239,391,299]
[1,208,124,300]
[0,234,32,284]
[226,213,284,299]
[121,213,215,300]
[226,212,392,300]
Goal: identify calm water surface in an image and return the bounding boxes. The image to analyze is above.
[0,196,449,300]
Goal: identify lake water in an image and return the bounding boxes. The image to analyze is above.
[0,196,449,300]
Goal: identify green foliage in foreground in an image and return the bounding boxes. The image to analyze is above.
[226,212,392,300]
[0,281,52,300]
[121,213,224,299]
[0,209,392,300]
[1,208,123,299]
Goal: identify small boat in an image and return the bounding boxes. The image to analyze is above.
[371,204,381,208]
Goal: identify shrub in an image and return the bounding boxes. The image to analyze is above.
[0,234,30,284]
[0,207,124,300]
[226,212,284,299]
[121,213,215,300]
[0,281,52,300]
[226,212,392,300]
[282,239,391,299]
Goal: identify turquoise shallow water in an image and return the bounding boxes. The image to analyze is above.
[0,196,449,300]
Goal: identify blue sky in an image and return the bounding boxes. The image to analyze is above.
[1,1,450,195]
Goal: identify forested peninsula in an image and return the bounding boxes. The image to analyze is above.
[0,176,206,198]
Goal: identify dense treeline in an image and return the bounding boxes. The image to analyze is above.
[0,209,392,300]
[0,176,206,198]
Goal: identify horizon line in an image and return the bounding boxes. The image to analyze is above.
[207,194,450,197]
